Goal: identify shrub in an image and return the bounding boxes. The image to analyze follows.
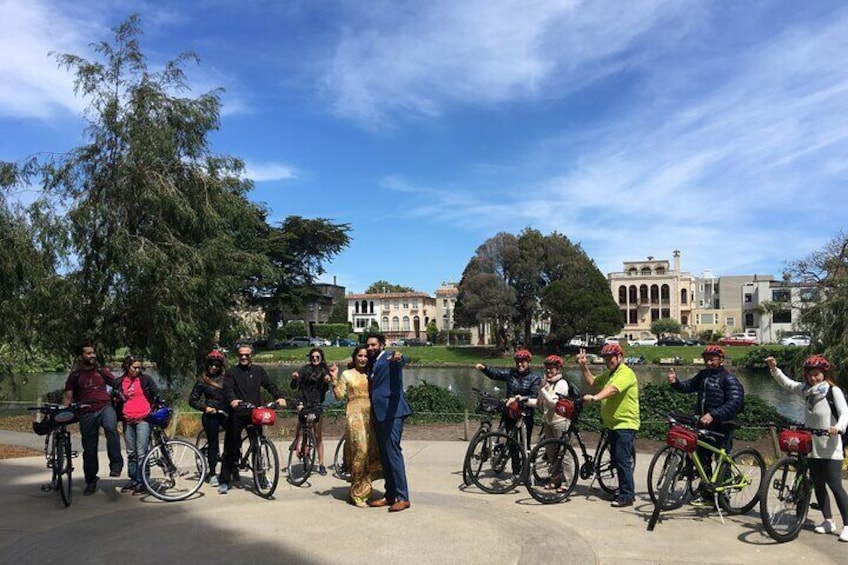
[405,381,465,423]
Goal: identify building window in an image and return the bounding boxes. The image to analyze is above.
[630,285,638,303]
[744,293,752,303]
[773,310,792,324]
[412,299,418,309]
[382,316,389,329]
[618,286,627,304]
[656,267,665,275]
[651,309,660,321]
[628,309,638,324]
[628,267,637,276]
[726,317,735,327]
[393,300,399,309]
[391,317,400,331]
[641,267,652,276]
[369,301,374,314]
[681,289,688,304]
[744,313,754,328]
[402,316,410,331]
[701,313,714,324]
[800,288,818,302]
[402,300,409,309]
[772,289,791,302]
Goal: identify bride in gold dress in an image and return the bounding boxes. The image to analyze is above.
[330,345,382,507]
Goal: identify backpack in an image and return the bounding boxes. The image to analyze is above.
[824,386,848,449]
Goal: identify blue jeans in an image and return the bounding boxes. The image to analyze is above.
[609,428,636,501]
[123,420,152,483]
[78,405,123,484]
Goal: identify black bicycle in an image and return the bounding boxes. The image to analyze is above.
[333,433,350,480]
[287,404,322,486]
[29,402,87,507]
[233,401,281,498]
[525,396,628,504]
[462,388,506,486]
[463,396,531,494]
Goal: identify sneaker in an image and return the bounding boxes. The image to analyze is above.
[610,498,634,508]
[839,526,848,542]
[209,474,219,487]
[258,476,270,490]
[120,481,138,493]
[132,484,146,496]
[83,482,97,495]
[218,483,229,495]
[318,465,327,476]
[815,520,836,534]
[109,470,121,478]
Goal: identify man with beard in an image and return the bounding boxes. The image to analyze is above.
[63,341,123,495]
[365,333,412,512]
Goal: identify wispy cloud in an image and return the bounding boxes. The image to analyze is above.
[244,161,298,182]
[378,5,848,276]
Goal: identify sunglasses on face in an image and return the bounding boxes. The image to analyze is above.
[310,355,322,360]
[238,353,251,358]
[207,362,223,368]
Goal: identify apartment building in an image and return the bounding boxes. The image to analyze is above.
[741,279,818,343]
[346,291,436,343]
[608,250,696,339]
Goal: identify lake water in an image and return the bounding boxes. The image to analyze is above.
[1,364,804,421]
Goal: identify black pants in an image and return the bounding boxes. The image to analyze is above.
[809,458,848,522]
[201,411,229,475]
[219,411,255,485]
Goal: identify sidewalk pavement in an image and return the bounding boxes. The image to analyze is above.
[0,432,845,564]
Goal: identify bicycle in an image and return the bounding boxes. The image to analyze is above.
[463,396,531,494]
[287,404,323,486]
[231,401,281,498]
[525,395,630,504]
[195,410,248,480]
[29,402,87,507]
[759,423,830,542]
[646,413,765,531]
[141,406,207,501]
[333,433,351,481]
[462,388,506,487]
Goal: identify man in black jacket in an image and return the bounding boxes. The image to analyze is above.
[218,345,286,494]
[668,344,744,502]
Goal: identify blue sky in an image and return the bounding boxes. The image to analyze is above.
[2,0,846,295]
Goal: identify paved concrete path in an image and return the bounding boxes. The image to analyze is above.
[1,433,845,564]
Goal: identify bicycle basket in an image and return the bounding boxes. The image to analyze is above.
[298,406,322,424]
[478,396,503,415]
[554,398,576,419]
[252,407,276,427]
[32,419,54,436]
[147,406,173,427]
[779,429,812,454]
[666,425,697,452]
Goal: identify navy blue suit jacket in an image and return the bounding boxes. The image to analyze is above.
[369,351,412,422]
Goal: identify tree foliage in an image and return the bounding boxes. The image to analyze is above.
[650,318,682,337]
[365,280,415,294]
[455,229,620,351]
[784,231,848,386]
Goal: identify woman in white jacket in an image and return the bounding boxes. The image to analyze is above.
[766,354,848,541]
[527,355,573,491]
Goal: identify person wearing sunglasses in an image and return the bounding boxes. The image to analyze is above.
[290,347,331,475]
[189,350,229,486]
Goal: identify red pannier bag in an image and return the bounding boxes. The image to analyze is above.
[666,425,698,452]
[554,398,575,419]
[779,429,812,454]
[251,407,277,427]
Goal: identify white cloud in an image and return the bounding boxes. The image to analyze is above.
[244,161,298,182]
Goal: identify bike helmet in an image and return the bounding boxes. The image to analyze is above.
[803,355,830,372]
[543,354,563,368]
[206,350,225,365]
[147,406,173,427]
[701,344,725,358]
[599,343,623,357]
[513,349,532,362]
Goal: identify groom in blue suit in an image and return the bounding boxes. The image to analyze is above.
[366,333,412,512]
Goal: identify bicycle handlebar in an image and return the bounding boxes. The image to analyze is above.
[27,402,90,412]
[768,421,831,436]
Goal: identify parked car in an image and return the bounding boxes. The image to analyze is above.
[403,338,432,347]
[568,337,588,347]
[657,336,687,346]
[684,338,706,346]
[779,334,811,347]
[630,336,658,347]
[334,338,359,347]
[718,334,758,347]
[286,336,328,348]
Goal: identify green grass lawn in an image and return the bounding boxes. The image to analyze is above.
[248,343,763,367]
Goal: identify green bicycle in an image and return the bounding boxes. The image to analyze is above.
[647,413,765,531]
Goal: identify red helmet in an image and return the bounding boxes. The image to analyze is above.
[513,349,532,362]
[206,350,225,364]
[599,343,623,357]
[804,355,830,372]
[544,355,563,368]
[702,345,725,358]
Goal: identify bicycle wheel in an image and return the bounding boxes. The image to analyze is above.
[287,428,316,486]
[759,456,811,542]
[333,435,351,481]
[142,439,207,502]
[717,447,765,515]
[525,438,578,504]
[238,431,253,474]
[462,425,490,486]
[467,431,525,494]
[253,438,280,498]
[647,446,693,510]
[648,450,683,531]
[56,432,72,507]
